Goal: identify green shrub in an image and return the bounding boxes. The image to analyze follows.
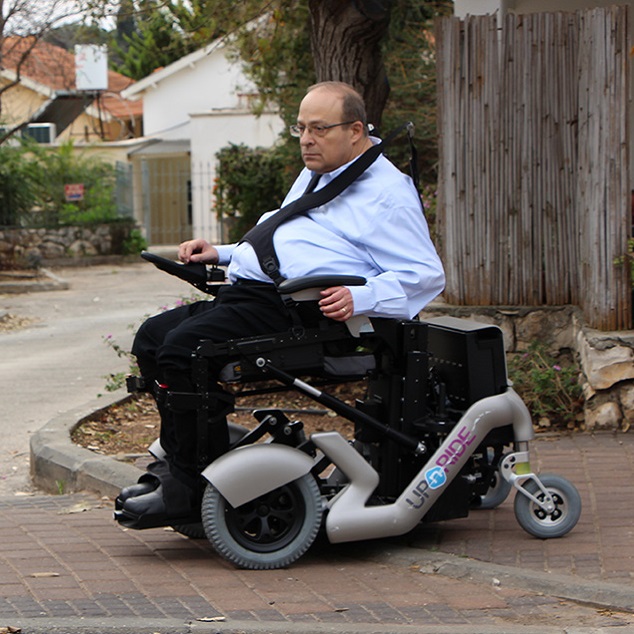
[214,143,290,242]
[31,140,118,226]
[508,342,584,430]
[122,228,148,255]
[614,237,634,286]
[0,142,41,225]
[0,138,121,228]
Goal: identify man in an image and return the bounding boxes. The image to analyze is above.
[119,81,445,524]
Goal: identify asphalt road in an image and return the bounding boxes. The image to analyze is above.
[0,260,190,496]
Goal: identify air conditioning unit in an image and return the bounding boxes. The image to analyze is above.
[23,123,57,144]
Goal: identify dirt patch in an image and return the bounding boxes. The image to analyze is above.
[0,313,40,333]
[72,381,363,458]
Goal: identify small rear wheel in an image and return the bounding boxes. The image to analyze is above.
[474,450,512,510]
[514,474,581,538]
[201,474,323,569]
[478,469,512,510]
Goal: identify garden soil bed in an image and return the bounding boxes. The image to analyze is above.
[72,381,363,459]
[72,352,582,460]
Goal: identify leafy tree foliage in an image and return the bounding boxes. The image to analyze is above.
[105,0,449,182]
[43,22,109,50]
[109,0,226,79]
[111,1,190,79]
[218,0,451,182]
[383,1,452,182]
[210,1,451,234]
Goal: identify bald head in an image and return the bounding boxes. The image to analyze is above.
[306,82,368,136]
[296,82,373,173]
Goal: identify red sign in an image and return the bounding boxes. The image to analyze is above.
[64,183,85,202]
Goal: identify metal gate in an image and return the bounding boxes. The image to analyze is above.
[140,156,192,245]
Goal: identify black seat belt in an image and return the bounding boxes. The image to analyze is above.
[240,122,415,285]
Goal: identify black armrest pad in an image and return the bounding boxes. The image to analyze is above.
[141,251,209,286]
[278,275,366,294]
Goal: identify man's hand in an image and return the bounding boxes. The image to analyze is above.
[319,286,354,322]
[178,239,219,264]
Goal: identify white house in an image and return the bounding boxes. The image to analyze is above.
[121,37,284,245]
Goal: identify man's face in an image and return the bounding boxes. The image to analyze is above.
[296,88,362,174]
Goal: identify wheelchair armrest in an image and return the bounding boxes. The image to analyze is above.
[277,275,366,299]
[141,251,226,295]
[277,275,372,338]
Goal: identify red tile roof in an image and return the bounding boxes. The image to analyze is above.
[1,36,142,119]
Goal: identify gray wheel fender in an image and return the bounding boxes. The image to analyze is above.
[201,444,315,509]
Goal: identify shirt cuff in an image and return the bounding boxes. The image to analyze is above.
[348,284,374,316]
[215,243,236,266]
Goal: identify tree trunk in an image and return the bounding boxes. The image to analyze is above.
[308,0,391,128]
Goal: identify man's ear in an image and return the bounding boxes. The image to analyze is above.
[350,121,366,143]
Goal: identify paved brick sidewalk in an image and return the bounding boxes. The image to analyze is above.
[0,494,630,633]
[407,431,634,587]
[2,431,634,633]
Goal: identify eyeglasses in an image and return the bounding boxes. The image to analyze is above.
[289,120,358,138]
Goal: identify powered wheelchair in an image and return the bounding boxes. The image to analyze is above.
[114,252,582,570]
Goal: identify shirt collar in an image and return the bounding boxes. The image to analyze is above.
[314,136,382,187]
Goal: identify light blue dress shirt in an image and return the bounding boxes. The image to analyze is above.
[215,147,445,320]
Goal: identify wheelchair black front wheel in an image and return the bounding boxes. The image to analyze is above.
[201,474,323,570]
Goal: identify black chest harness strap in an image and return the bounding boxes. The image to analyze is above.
[240,122,416,286]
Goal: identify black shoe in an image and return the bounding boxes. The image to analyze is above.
[122,486,168,516]
[115,475,200,530]
[115,481,157,510]
[114,460,165,510]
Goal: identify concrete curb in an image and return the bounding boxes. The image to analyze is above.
[3,616,617,634]
[366,547,634,615]
[29,389,143,498]
[29,396,634,616]
[0,267,69,294]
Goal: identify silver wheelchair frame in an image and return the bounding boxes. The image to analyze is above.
[115,259,582,570]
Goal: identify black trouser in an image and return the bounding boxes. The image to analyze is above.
[131,282,293,487]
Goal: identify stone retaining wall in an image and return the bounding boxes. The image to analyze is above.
[0,222,135,268]
[421,303,634,431]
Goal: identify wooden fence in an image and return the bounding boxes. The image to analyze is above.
[435,7,631,331]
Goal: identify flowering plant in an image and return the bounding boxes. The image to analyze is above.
[508,342,584,429]
[102,295,203,392]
